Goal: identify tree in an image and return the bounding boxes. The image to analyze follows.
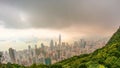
[79,64,87,68]
[0,52,3,64]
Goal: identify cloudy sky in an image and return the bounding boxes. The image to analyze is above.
[0,0,120,51]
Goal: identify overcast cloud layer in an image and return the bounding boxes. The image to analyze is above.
[0,0,120,50]
[0,0,119,39]
[0,0,119,29]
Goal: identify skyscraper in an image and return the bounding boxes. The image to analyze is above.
[0,52,3,64]
[74,41,79,47]
[59,34,61,46]
[9,48,16,63]
[35,45,38,56]
[28,45,32,57]
[35,45,38,63]
[58,34,61,60]
[41,43,46,57]
[45,57,51,65]
[50,40,54,50]
[80,39,86,48]
[55,42,57,46]
[28,45,32,64]
[41,43,44,49]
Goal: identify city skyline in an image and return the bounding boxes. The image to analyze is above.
[1,35,107,65]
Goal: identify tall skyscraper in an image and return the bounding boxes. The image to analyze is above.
[28,45,32,64]
[9,48,16,63]
[41,43,46,57]
[50,40,54,50]
[35,45,38,63]
[59,34,61,46]
[80,39,86,48]
[28,45,32,56]
[58,34,61,60]
[41,43,44,49]
[35,45,38,56]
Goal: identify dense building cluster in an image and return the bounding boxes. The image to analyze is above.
[0,35,107,66]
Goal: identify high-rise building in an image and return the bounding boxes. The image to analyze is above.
[59,34,61,46]
[57,50,60,60]
[41,43,44,49]
[58,34,61,60]
[41,43,46,57]
[35,45,38,56]
[74,41,79,48]
[80,39,86,48]
[0,51,3,63]
[35,45,38,63]
[28,45,32,57]
[28,45,32,64]
[50,40,54,50]
[9,48,16,63]
[62,42,65,46]
[55,42,57,46]
[45,57,51,65]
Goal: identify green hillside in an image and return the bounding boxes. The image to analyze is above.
[1,27,120,68]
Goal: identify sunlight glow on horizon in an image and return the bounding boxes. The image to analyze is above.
[20,12,28,22]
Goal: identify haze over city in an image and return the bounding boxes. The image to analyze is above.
[0,0,120,51]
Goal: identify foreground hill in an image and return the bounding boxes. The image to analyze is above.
[1,27,120,68]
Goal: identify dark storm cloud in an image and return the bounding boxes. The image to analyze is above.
[0,0,120,29]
